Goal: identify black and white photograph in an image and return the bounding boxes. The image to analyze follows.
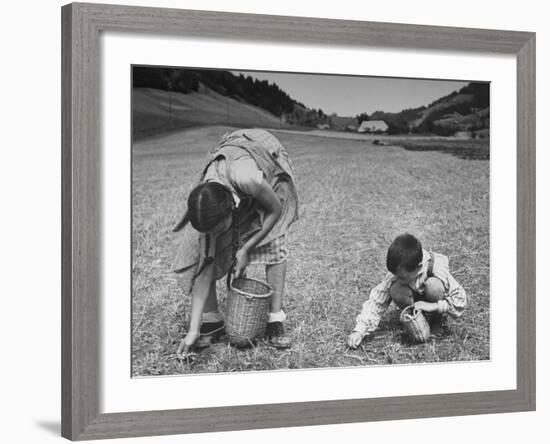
[3,0,545,442]
[131,66,490,376]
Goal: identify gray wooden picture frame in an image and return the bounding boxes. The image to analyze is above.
[61,2,536,440]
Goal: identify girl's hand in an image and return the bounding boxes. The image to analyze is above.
[347,331,364,349]
[234,247,249,278]
[414,301,438,313]
[177,330,199,358]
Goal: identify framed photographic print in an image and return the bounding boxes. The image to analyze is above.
[61,2,535,440]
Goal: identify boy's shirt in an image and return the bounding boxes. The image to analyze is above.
[353,249,468,337]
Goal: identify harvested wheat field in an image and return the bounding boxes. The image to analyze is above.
[131,125,490,376]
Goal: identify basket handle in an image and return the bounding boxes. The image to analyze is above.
[400,304,418,322]
[226,267,259,300]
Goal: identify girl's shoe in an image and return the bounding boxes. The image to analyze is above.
[194,321,226,349]
[265,322,292,349]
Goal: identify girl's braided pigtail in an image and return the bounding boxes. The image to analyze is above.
[172,211,189,232]
[231,209,241,267]
[195,233,213,277]
[226,209,240,288]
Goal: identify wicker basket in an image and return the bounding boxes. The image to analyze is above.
[399,305,431,343]
[225,276,273,347]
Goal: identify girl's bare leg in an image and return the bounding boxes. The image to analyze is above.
[202,279,220,318]
[265,262,291,348]
[192,278,224,350]
[266,261,286,314]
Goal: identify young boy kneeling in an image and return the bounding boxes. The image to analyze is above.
[347,233,468,348]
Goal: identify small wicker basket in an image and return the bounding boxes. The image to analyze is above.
[225,276,273,347]
[399,305,431,343]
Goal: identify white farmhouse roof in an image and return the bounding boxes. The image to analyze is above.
[357,120,389,133]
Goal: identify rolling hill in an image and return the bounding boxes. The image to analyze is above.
[132,83,288,139]
[362,82,489,137]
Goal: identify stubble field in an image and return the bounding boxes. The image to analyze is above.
[131,125,490,376]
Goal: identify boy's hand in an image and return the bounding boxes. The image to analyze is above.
[347,331,364,349]
[414,301,438,313]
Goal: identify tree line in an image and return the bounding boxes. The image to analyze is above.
[133,67,302,119]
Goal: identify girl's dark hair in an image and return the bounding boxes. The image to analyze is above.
[173,181,234,233]
[173,181,240,278]
[386,233,423,273]
[187,182,234,233]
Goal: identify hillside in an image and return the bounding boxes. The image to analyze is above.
[364,82,490,137]
[133,67,299,117]
[132,84,288,139]
[429,107,490,137]
[410,83,489,136]
[133,67,332,135]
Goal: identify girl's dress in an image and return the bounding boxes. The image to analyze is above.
[172,129,299,294]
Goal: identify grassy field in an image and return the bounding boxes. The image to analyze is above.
[131,125,490,376]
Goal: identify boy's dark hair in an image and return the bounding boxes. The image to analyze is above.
[386,233,423,273]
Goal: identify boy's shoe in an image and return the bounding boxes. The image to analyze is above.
[265,321,292,349]
[194,320,226,349]
[428,313,445,337]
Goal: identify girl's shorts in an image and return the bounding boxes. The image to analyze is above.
[248,235,288,265]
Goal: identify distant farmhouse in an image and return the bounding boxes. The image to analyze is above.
[357,120,389,134]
